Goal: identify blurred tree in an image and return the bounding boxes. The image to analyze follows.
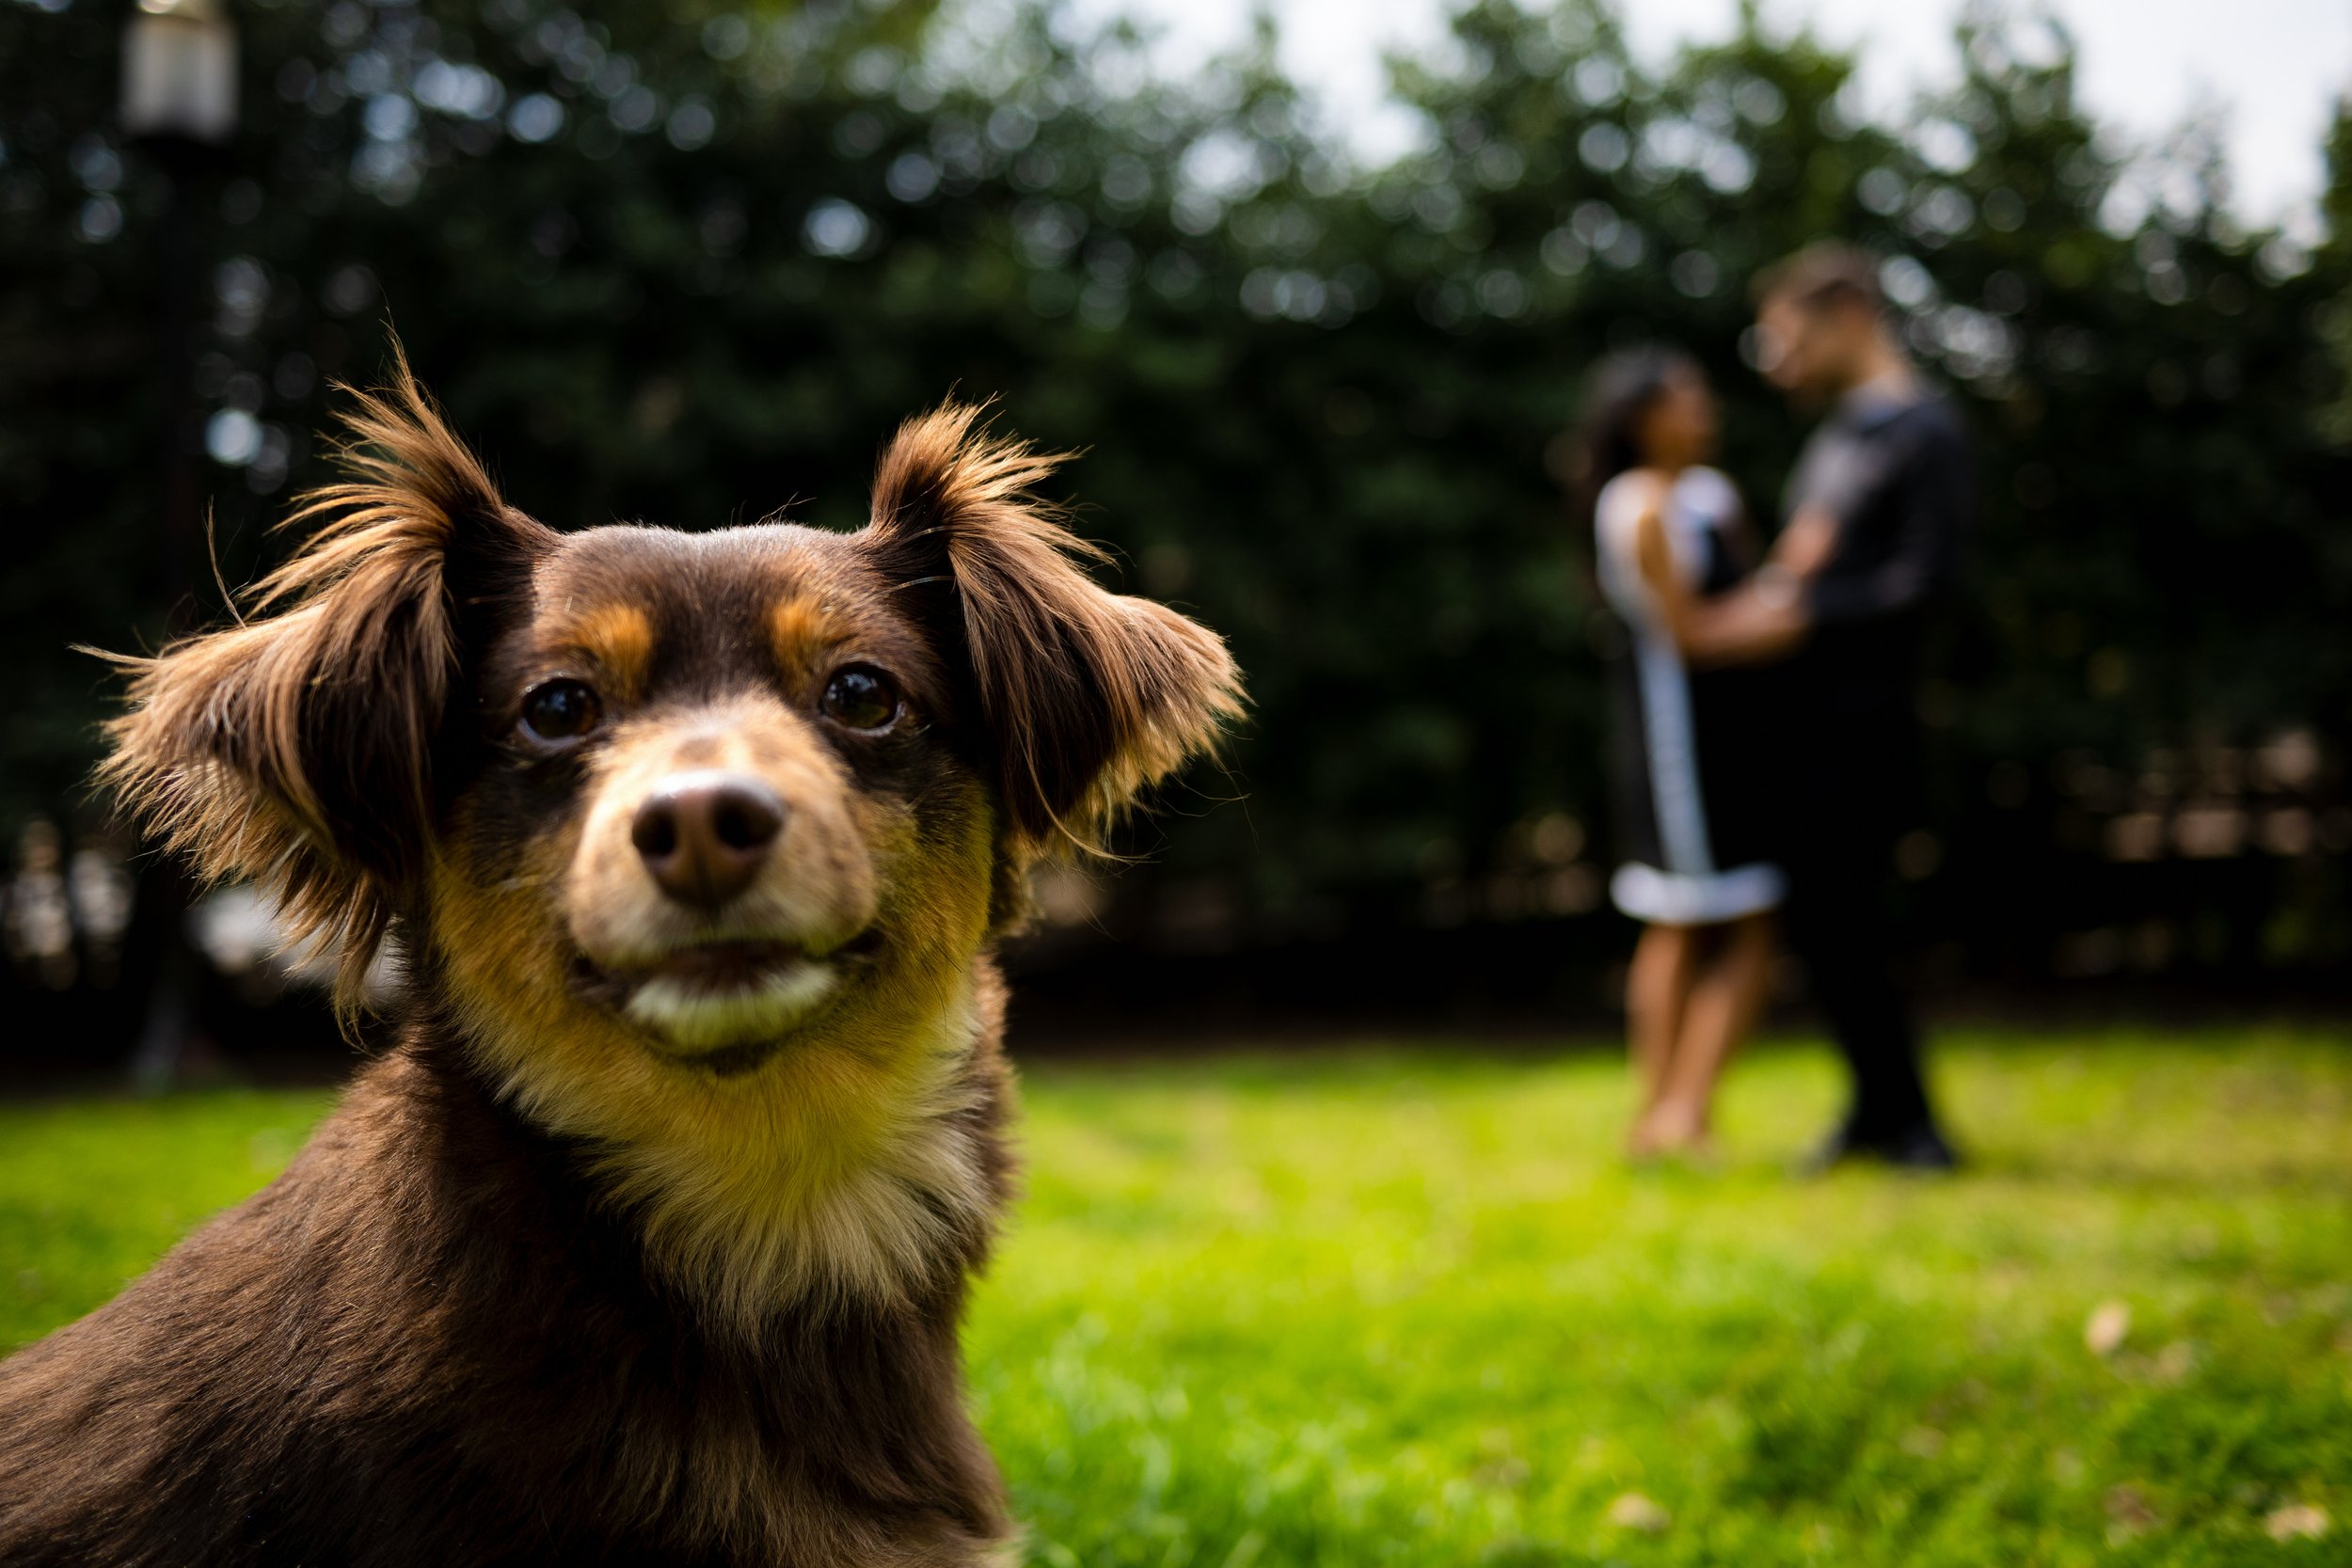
[2315,100,2352,448]
[2,0,2345,1008]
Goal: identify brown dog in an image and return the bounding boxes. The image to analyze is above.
[0,361,1239,1567]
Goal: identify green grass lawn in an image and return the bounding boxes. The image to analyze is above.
[4,1029,2347,1565]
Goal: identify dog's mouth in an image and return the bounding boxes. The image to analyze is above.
[570,933,882,1067]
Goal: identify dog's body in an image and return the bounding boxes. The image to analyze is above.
[0,1021,1015,1566]
[0,369,1237,1566]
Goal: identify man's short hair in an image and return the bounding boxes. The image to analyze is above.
[1754,242,1883,314]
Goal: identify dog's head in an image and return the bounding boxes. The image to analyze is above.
[104,359,1238,1311]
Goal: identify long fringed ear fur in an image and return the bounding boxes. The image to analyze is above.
[95,349,552,1002]
[861,404,1244,870]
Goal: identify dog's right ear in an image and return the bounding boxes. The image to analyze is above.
[860,404,1243,871]
[97,354,552,996]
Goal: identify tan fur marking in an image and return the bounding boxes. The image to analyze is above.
[769,596,847,676]
[551,603,657,704]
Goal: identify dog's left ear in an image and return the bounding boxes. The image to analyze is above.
[98,353,552,996]
[861,404,1244,865]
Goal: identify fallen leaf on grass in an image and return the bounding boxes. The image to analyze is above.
[2105,1483,2157,1544]
[2085,1299,2131,1357]
[1604,1491,1670,1534]
[1899,1425,1947,1459]
[2266,1504,2329,1543]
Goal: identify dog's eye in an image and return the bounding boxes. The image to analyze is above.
[519,679,602,746]
[820,666,901,731]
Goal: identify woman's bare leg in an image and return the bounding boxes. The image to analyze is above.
[1625,922,1695,1153]
[1646,911,1775,1152]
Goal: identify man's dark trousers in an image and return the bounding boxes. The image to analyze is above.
[1774,698,1935,1143]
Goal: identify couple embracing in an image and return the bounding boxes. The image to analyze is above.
[1576,243,1970,1171]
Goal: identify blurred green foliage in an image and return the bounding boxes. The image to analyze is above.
[3,0,2348,983]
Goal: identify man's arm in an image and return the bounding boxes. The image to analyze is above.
[1679,579,1809,666]
[1634,500,1809,667]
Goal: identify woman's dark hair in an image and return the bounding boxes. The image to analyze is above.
[1565,345,1702,527]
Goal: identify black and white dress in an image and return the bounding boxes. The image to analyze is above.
[1595,467,1787,926]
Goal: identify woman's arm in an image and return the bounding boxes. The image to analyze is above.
[1630,483,1697,646]
[1635,492,1807,667]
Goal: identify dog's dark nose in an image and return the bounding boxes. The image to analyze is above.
[631,772,786,910]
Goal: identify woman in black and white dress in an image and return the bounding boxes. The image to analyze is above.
[1575,348,1786,1158]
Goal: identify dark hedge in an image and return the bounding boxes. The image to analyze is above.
[4,0,2348,996]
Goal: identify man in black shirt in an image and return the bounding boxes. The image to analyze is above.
[1679,243,1967,1169]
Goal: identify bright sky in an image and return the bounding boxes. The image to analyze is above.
[1064,0,2351,235]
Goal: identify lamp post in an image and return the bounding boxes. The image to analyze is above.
[123,0,238,148]
[121,0,238,1091]
[123,0,237,622]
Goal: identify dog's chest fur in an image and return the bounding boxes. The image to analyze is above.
[0,1006,1018,1568]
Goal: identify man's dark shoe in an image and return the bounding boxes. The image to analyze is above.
[1883,1123,1962,1171]
[1799,1120,1962,1177]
